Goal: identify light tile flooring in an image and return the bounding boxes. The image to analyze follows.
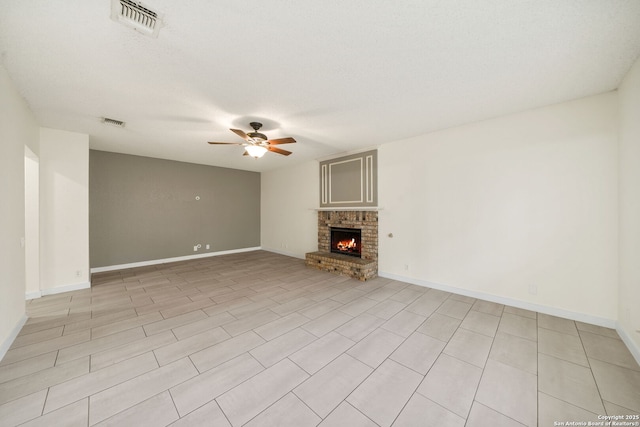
[1,250,639,426]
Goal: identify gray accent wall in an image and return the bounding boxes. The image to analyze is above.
[319,150,378,207]
[89,150,260,268]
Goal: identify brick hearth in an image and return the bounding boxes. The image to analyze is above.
[305,210,378,281]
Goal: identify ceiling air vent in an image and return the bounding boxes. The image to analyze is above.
[102,117,126,128]
[110,0,163,38]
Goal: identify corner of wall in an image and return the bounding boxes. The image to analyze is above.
[617,54,640,363]
[617,323,640,367]
[0,64,38,361]
[39,128,90,293]
[0,315,27,363]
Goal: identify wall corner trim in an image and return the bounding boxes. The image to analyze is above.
[26,282,91,300]
[0,314,28,362]
[25,291,42,300]
[616,323,640,367]
[90,246,262,273]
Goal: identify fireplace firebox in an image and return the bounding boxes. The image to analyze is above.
[330,227,362,258]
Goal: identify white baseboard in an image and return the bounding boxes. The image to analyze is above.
[0,314,27,361]
[617,324,640,367]
[262,247,305,260]
[25,281,91,300]
[25,290,42,300]
[378,271,616,329]
[42,282,91,296]
[90,247,262,274]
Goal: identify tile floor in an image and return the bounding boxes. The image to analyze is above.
[0,250,639,426]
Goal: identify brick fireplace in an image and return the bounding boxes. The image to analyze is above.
[305,210,378,281]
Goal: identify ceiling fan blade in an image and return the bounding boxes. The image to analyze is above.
[267,146,292,156]
[230,128,250,141]
[208,141,245,145]
[266,137,296,145]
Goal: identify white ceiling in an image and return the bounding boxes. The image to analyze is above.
[1,1,639,172]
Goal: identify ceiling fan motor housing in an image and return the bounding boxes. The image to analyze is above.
[247,132,268,141]
[248,122,267,141]
[247,122,267,142]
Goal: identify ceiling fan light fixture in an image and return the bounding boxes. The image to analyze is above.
[245,145,268,158]
[208,122,295,157]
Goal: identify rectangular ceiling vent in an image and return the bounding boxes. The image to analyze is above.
[111,0,163,38]
[102,117,126,128]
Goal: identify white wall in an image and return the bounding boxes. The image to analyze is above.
[24,149,40,297]
[378,93,619,324]
[0,65,39,357]
[618,56,640,359]
[262,95,619,326]
[261,160,319,258]
[39,128,90,294]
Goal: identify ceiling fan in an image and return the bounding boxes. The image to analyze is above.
[208,122,296,158]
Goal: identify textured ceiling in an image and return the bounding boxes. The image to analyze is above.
[1,1,640,172]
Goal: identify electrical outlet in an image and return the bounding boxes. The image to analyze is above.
[404,264,409,271]
[76,270,82,278]
[193,245,198,252]
[528,284,537,295]
[206,244,210,250]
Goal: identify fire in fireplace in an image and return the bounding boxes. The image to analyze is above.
[330,227,362,258]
